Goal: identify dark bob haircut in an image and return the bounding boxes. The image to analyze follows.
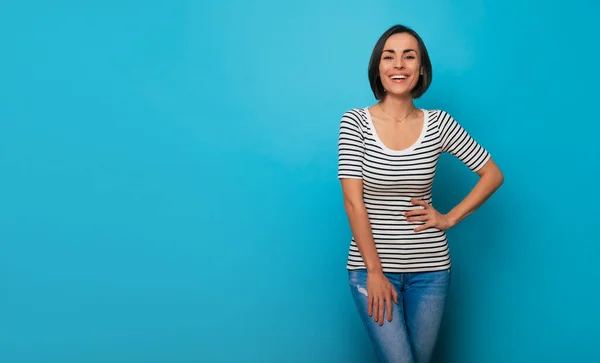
[368,25,432,100]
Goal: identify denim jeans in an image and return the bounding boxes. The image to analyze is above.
[348,268,451,363]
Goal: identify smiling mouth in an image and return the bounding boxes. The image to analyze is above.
[390,75,408,82]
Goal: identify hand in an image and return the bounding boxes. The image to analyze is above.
[367,271,398,326]
[405,199,455,232]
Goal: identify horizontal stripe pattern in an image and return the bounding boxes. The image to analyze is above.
[338,107,490,273]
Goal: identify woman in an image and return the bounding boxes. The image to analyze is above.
[337,24,504,363]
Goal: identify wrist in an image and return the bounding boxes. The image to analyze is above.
[445,212,459,228]
[367,265,383,274]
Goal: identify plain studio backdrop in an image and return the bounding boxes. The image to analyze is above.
[1,1,599,362]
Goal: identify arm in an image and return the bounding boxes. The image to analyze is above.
[340,178,382,273]
[337,110,397,325]
[341,178,398,324]
[440,111,504,226]
[445,157,504,227]
[407,111,504,231]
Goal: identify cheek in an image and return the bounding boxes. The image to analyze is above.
[379,73,392,87]
[412,72,421,83]
[379,66,388,80]
[411,65,421,82]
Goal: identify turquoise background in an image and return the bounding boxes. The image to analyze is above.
[1,1,599,362]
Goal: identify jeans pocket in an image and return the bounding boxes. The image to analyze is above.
[348,269,367,286]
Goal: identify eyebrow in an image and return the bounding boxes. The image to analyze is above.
[382,48,417,54]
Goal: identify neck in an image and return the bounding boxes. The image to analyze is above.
[379,94,416,119]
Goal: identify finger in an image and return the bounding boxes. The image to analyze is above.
[407,214,429,222]
[378,297,385,325]
[411,198,429,208]
[414,222,433,232]
[387,296,393,322]
[368,295,373,317]
[392,289,399,304]
[372,297,379,322]
[405,208,427,217]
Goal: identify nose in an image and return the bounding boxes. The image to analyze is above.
[394,57,405,69]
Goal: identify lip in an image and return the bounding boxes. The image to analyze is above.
[388,74,410,83]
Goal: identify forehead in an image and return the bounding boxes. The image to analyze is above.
[383,32,419,51]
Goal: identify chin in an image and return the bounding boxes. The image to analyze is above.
[386,88,413,98]
[385,82,417,95]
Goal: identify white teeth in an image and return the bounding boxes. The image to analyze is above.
[391,75,407,80]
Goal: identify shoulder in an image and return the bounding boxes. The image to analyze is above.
[424,109,459,129]
[339,107,369,131]
[423,109,451,122]
[340,107,368,123]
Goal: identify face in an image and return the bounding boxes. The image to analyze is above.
[378,32,422,97]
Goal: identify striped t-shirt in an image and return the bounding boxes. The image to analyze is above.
[337,107,490,273]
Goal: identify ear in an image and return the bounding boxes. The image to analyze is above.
[420,67,424,75]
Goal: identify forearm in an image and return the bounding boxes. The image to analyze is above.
[344,202,383,273]
[446,169,504,226]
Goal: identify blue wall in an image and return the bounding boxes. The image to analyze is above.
[1,1,599,362]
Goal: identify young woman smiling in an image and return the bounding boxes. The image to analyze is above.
[337,24,504,363]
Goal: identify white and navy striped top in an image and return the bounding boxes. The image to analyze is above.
[337,107,490,273]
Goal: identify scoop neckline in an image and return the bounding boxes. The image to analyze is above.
[363,107,430,155]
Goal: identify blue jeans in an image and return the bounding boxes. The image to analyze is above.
[348,269,451,363]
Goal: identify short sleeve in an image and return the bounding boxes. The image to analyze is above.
[337,110,364,179]
[438,111,490,172]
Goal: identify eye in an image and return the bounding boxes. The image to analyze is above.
[405,55,416,59]
[383,56,393,60]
